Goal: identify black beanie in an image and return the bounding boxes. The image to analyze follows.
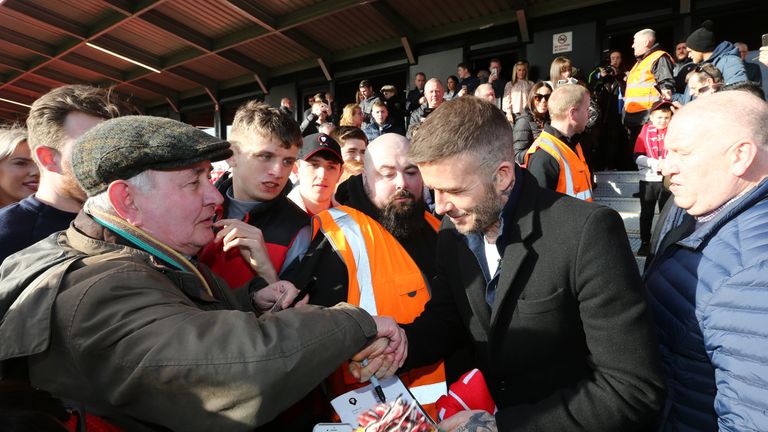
[686,20,716,52]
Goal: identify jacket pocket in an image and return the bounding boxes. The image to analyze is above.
[516,288,565,314]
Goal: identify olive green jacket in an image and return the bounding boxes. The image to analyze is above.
[0,212,376,431]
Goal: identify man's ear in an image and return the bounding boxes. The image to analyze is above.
[291,160,300,176]
[107,180,143,225]
[729,139,758,177]
[34,146,63,174]
[493,161,516,193]
[226,142,240,168]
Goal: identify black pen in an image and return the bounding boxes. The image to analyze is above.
[362,358,386,403]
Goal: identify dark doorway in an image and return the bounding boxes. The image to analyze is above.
[470,51,521,86]
[602,25,676,72]
[333,67,409,110]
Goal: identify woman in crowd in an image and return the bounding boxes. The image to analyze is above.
[512,82,552,165]
[503,60,535,120]
[340,103,364,128]
[547,56,575,89]
[0,125,38,208]
[444,75,460,101]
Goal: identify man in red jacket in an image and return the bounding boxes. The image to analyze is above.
[198,101,310,288]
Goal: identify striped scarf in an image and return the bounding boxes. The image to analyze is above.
[87,209,213,297]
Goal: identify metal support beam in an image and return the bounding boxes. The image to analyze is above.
[516,9,530,43]
[3,0,88,38]
[205,87,220,113]
[0,25,55,57]
[213,107,225,139]
[165,96,179,113]
[680,0,691,14]
[401,37,416,65]
[317,58,332,81]
[140,10,212,52]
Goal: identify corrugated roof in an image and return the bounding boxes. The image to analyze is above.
[0,0,628,121]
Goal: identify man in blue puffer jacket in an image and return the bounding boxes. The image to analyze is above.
[676,20,746,104]
[645,91,768,432]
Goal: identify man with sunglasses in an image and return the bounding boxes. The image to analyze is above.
[687,63,724,98]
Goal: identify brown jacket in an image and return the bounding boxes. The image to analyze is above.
[0,212,377,431]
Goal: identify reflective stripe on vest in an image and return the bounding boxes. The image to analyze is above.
[524,131,593,201]
[314,206,447,414]
[325,207,378,315]
[625,50,671,114]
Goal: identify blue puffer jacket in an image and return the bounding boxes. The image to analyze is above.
[677,41,747,104]
[645,178,768,432]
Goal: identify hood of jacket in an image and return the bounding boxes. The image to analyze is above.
[707,41,739,62]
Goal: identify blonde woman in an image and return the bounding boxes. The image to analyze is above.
[502,60,535,119]
[0,125,38,208]
[339,103,364,128]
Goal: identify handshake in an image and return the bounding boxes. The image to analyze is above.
[349,316,408,382]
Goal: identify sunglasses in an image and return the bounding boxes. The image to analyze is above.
[533,93,550,102]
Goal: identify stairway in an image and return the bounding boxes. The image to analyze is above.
[592,171,654,271]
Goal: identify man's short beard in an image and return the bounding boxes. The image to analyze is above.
[61,158,87,205]
[379,189,425,240]
[463,181,503,235]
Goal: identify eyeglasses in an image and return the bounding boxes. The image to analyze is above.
[533,94,550,102]
[696,83,722,95]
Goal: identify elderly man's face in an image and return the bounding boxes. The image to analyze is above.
[424,81,444,108]
[632,35,649,57]
[132,162,223,256]
[662,117,734,217]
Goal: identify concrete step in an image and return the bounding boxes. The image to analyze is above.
[593,179,639,199]
[594,197,644,214]
[593,170,640,184]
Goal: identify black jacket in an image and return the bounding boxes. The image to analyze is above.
[512,109,549,165]
[403,169,665,431]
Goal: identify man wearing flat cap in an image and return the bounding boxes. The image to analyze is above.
[0,116,405,431]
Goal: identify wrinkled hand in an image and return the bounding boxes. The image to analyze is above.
[252,280,308,313]
[349,337,398,381]
[418,96,427,105]
[214,219,277,283]
[439,410,497,432]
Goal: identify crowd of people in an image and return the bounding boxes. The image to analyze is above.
[0,19,766,432]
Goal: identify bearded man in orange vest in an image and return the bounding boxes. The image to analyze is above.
[624,28,675,150]
[524,84,593,201]
[283,133,449,418]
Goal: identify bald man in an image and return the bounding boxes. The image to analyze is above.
[284,133,448,416]
[645,92,768,432]
[474,83,496,103]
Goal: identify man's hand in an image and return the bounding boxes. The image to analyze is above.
[439,410,497,432]
[348,316,407,381]
[349,337,398,381]
[418,96,427,105]
[759,46,768,68]
[214,219,277,283]
[660,88,673,101]
[252,280,308,313]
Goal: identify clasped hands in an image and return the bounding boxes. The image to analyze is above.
[349,316,407,382]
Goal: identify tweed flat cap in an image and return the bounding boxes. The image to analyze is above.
[73,115,232,196]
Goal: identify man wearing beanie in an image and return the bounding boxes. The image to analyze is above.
[0,116,405,431]
[681,20,746,103]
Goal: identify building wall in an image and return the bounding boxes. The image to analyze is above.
[408,48,464,89]
[526,21,600,82]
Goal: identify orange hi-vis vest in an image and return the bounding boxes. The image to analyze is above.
[524,130,593,201]
[624,50,672,114]
[313,205,446,417]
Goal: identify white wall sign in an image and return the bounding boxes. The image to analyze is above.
[553,32,573,54]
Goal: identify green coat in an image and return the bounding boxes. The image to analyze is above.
[0,212,377,431]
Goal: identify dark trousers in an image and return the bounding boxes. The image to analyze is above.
[639,180,671,243]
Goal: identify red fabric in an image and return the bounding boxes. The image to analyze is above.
[66,413,123,432]
[633,122,667,158]
[435,368,496,422]
[197,206,289,289]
